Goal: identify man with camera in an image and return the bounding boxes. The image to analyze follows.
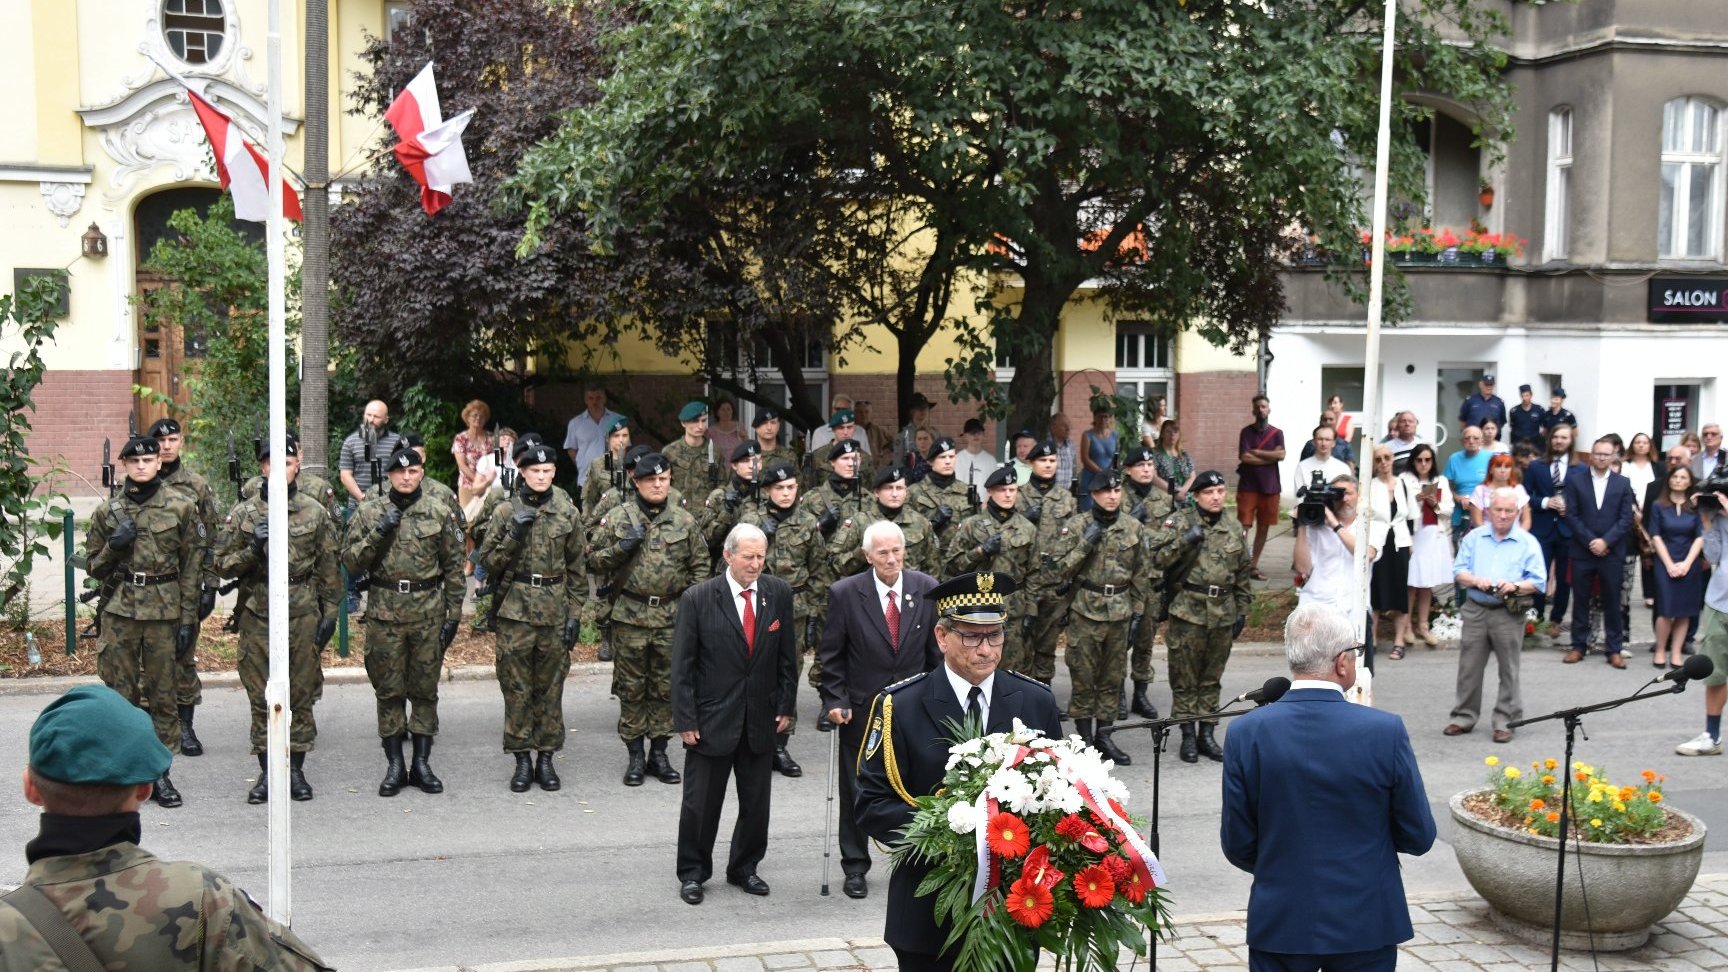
[1446,489,1547,743]
[1293,473,1365,611]
[1677,481,1728,756]
[1298,425,1353,486]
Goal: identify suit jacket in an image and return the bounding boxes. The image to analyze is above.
[819,569,939,711]
[1221,687,1436,955]
[854,668,1063,955]
[670,573,798,757]
[1523,457,1574,545]
[1563,468,1636,558]
[1693,449,1726,484]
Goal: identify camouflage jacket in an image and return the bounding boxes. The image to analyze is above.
[699,478,757,563]
[943,506,1038,617]
[215,488,340,621]
[826,504,939,582]
[589,498,707,628]
[582,454,625,512]
[478,488,583,626]
[158,460,219,590]
[1124,481,1176,526]
[585,485,687,540]
[243,472,341,522]
[84,483,201,625]
[421,476,464,526]
[909,473,973,536]
[1147,506,1253,627]
[802,440,874,489]
[341,491,465,624]
[661,438,716,502]
[0,839,329,971]
[738,503,825,618]
[1015,478,1079,593]
[1054,512,1147,623]
[758,444,800,470]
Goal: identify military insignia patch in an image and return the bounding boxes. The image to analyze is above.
[864,716,884,760]
[196,522,207,539]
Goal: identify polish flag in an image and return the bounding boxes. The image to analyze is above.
[385,63,474,215]
[186,90,303,223]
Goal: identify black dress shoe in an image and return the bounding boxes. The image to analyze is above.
[773,738,803,777]
[816,713,835,732]
[727,873,771,896]
[679,880,704,905]
[843,873,868,899]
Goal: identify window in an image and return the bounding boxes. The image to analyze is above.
[1660,97,1724,260]
[1545,108,1573,261]
[385,2,414,43]
[707,327,828,441]
[162,0,226,65]
[1115,323,1175,431]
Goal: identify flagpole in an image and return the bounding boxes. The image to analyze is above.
[264,0,293,924]
[1353,0,1398,659]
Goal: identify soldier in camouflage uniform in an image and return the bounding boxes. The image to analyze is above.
[82,435,199,808]
[944,466,1038,671]
[1122,445,1175,720]
[751,407,800,470]
[699,440,762,571]
[908,435,973,542]
[662,401,719,502]
[582,443,669,660]
[479,443,584,793]
[582,417,632,513]
[147,418,218,759]
[802,437,866,729]
[589,452,708,786]
[214,432,340,803]
[1050,470,1145,765]
[3,685,329,971]
[233,442,340,638]
[827,466,939,579]
[803,409,874,488]
[399,431,465,522]
[737,460,821,776]
[341,446,466,796]
[1016,439,1081,685]
[1146,470,1252,763]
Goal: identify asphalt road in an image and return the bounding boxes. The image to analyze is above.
[0,645,1721,971]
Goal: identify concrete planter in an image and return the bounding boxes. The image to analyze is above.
[1449,788,1707,951]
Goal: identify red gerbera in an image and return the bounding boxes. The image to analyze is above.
[1073,864,1116,908]
[1004,875,1055,927]
[986,812,1032,859]
[1021,844,1065,890]
[1120,868,1148,904]
[1099,855,1130,883]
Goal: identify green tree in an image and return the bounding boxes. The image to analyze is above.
[0,273,73,615]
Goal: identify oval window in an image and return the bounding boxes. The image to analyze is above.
[163,0,227,65]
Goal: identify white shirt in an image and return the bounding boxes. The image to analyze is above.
[1289,679,1345,695]
[1297,455,1352,491]
[725,570,758,630]
[954,449,999,486]
[944,664,995,725]
[563,408,624,486]
[1591,468,1610,509]
[1297,519,1358,610]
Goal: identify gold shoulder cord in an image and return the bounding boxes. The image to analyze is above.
[880,695,919,808]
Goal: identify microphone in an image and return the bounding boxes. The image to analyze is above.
[1659,655,1714,685]
[1232,676,1291,708]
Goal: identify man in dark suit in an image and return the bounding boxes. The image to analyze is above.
[670,522,798,905]
[1524,423,1576,622]
[819,519,939,899]
[1222,603,1436,972]
[1563,436,1637,667]
[856,571,1062,972]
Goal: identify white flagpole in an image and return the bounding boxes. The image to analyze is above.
[1354,0,1398,661]
[264,0,293,923]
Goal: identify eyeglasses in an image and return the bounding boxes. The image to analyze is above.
[1334,645,1365,662]
[955,630,1007,648]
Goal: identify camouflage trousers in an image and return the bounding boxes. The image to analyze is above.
[1064,615,1129,721]
[780,610,812,735]
[175,640,203,706]
[805,610,825,691]
[1130,614,1157,684]
[363,618,443,738]
[1027,590,1073,683]
[1166,617,1234,723]
[97,616,179,749]
[496,619,572,752]
[611,621,673,742]
[237,610,321,753]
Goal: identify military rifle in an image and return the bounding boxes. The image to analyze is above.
[707,438,720,489]
[100,437,116,495]
[81,439,125,640]
[751,452,762,510]
[967,464,981,514]
[227,433,243,501]
[482,492,532,631]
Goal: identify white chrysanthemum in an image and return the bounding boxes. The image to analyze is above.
[947,800,981,834]
[950,736,985,758]
[985,766,1038,813]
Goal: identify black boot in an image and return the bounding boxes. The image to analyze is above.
[1094,721,1133,766]
[153,773,183,808]
[247,753,268,805]
[510,752,534,793]
[379,736,408,797]
[1179,724,1199,764]
[623,738,647,786]
[1073,718,1095,749]
[773,733,802,777]
[646,737,682,784]
[408,734,444,793]
[536,751,561,791]
[1131,681,1158,719]
[289,751,313,802]
[1116,685,1129,721]
[597,638,612,662]
[178,705,204,757]
[1196,723,1224,762]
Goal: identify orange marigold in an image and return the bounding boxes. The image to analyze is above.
[1649,791,1664,804]
[1641,769,1657,783]
[1541,775,1556,785]
[1529,798,1546,811]
[1545,758,1558,770]
[1546,811,1561,823]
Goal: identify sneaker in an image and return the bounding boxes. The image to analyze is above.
[1675,732,1723,757]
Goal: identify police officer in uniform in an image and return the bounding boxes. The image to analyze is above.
[0,685,328,970]
[83,434,199,808]
[854,571,1061,972]
[908,436,971,540]
[214,432,340,803]
[1052,470,1145,765]
[1457,374,1507,440]
[700,441,762,570]
[1016,439,1080,686]
[663,401,716,501]
[582,417,632,512]
[738,460,822,776]
[1122,445,1174,720]
[1538,387,1578,441]
[942,466,1037,670]
[479,443,585,792]
[341,446,466,796]
[827,466,939,578]
[590,452,708,786]
[147,418,218,758]
[1147,470,1253,763]
[1508,384,1545,449]
[803,437,867,729]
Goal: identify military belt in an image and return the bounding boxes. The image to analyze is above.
[125,571,180,587]
[517,573,565,588]
[1183,582,1229,598]
[1079,581,1127,596]
[619,589,675,607]
[376,577,442,593]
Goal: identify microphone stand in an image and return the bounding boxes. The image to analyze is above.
[1506,677,1694,972]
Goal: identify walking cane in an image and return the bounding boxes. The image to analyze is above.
[820,713,843,896]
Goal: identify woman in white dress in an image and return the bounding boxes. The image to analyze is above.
[1402,443,1454,645]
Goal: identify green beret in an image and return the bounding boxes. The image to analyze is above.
[603,416,630,436]
[679,401,709,423]
[30,685,171,785]
[829,409,856,428]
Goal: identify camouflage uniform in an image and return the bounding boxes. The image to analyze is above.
[739,500,825,731]
[826,503,939,579]
[342,491,466,737]
[1148,507,1253,724]
[699,477,755,571]
[909,471,973,540]
[422,475,464,522]
[759,444,800,470]
[803,440,874,488]
[0,842,330,971]
[583,454,624,512]
[1055,511,1147,721]
[590,496,707,742]
[943,504,1038,671]
[157,460,218,711]
[215,486,340,753]
[582,485,687,632]
[244,471,341,520]
[84,483,201,749]
[1124,481,1177,684]
[800,476,865,689]
[479,488,584,753]
[1015,477,1080,683]
[661,437,715,503]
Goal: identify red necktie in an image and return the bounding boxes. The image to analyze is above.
[886,591,901,654]
[742,589,756,657]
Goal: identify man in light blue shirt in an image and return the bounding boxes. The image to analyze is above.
[563,385,624,487]
[1446,488,1547,744]
[1443,426,1491,532]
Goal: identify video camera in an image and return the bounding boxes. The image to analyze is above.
[1697,468,1728,511]
[1295,469,1346,528]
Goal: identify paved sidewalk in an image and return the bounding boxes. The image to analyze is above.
[395,874,1728,972]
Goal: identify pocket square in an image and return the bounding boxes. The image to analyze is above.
[768,619,781,632]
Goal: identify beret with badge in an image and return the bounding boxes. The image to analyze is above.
[872,466,907,489]
[730,441,762,464]
[118,435,160,459]
[928,436,957,461]
[829,409,856,429]
[1193,469,1228,491]
[760,461,797,485]
[984,466,1017,490]
[751,408,780,430]
[678,401,709,423]
[147,418,182,438]
[1027,439,1058,461]
[387,446,423,471]
[633,452,671,479]
[603,416,630,437]
[830,438,863,458]
[519,444,558,468]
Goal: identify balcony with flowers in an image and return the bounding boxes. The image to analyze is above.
[1294,224,1526,269]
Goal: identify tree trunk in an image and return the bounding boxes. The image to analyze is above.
[1004,274,1071,438]
[298,0,331,475]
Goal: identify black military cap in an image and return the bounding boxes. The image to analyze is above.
[928,436,957,461]
[872,466,907,489]
[1553,387,1567,398]
[1027,439,1058,460]
[760,461,797,485]
[146,418,181,438]
[751,408,781,429]
[386,446,423,471]
[962,418,986,434]
[831,438,863,458]
[909,392,934,410]
[519,444,558,469]
[730,441,762,464]
[1012,428,1039,445]
[118,435,160,459]
[1090,469,1123,492]
[930,571,1020,625]
[623,444,655,469]
[518,431,546,448]
[633,452,671,479]
[1124,445,1156,467]
[400,431,425,449]
[1518,384,1533,394]
[1193,469,1228,491]
[255,431,300,462]
[984,466,1017,489]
